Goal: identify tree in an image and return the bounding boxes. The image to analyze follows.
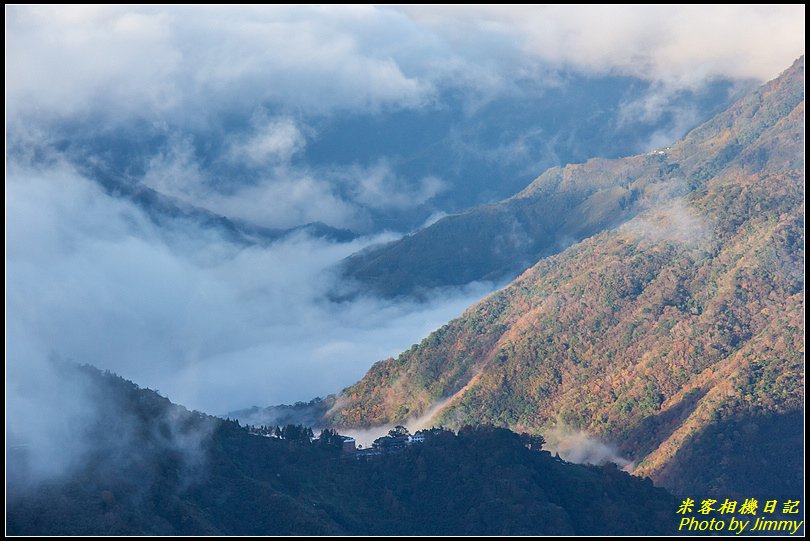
[280,424,313,443]
[519,433,546,451]
[318,429,343,449]
[389,425,410,438]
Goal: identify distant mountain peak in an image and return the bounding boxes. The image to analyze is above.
[339,56,805,300]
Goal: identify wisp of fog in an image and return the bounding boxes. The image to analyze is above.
[6,162,496,416]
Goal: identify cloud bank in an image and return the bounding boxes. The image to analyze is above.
[7,5,802,233]
[400,5,805,86]
[7,5,804,128]
[8,5,802,237]
[6,162,493,415]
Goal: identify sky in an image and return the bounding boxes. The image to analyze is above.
[7,5,804,122]
[5,4,805,440]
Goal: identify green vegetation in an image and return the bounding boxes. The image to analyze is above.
[7,366,677,535]
[339,57,803,299]
[327,57,805,497]
[342,157,671,298]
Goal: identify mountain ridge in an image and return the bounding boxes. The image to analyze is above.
[321,56,805,496]
[339,58,802,299]
[7,364,679,535]
[81,162,359,245]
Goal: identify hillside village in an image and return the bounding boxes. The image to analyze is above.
[245,422,549,463]
[348,425,430,458]
[245,423,433,458]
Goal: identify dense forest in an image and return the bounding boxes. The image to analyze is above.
[7,364,678,535]
[325,57,805,497]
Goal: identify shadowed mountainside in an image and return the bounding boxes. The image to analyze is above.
[7,365,678,535]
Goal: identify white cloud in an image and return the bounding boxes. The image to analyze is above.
[141,132,365,229]
[8,5,802,232]
[227,115,309,166]
[142,140,447,230]
[207,173,364,230]
[5,5,436,126]
[141,136,208,200]
[616,84,707,153]
[620,197,712,246]
[399,5,805,86]
[543,426,631,467]
[6,6,182,121]
[339,162,447,211]
[7,5,803,129]
[6,163,494,415]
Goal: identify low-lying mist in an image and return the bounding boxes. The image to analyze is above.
[7,162,495,416]
[336,398,455,448]
[7,160,498,485]
[543,426,632,468]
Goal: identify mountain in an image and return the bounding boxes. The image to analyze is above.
[7,364,677,535]
[341,156,656,297]
[324,57,805,497]
[305,74,741,232]
[336,72,779,299]
[84,162,358,245]
[11,72,741,237]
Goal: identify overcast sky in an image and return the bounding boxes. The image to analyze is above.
[7,5,804,124]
